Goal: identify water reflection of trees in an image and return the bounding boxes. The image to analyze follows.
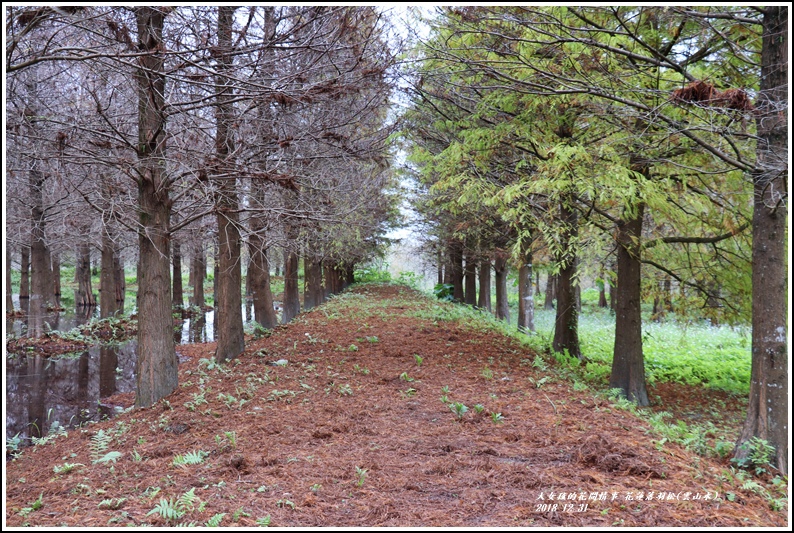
[5,342,137,441]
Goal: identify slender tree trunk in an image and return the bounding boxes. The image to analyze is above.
[449,240,464,303]
[133,7,177,408]
[464,254,477,306]
[76,243,95,307]
[191,245,205,307]
[494,252,510,322]
[304,255,324,310]
[552,200,580,358]
[544,273,555,310]
[172,239,183,310]
[282,247,300,323]
[609,202,649,406]
[19,245,30,301]
[114,255,125,312]
[517,241,535,333]
[30,168,54,325]
[247,237,277,329]
[662,277,673,313]
[735,5,788,475]
[212,5,244,363]
[442,250,452,285]
[51,252,61,307]
[437,250,444,286]
[100,229,119,318]
[598,273,608,308]
[477,256,491,312]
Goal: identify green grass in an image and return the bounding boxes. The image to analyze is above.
[500,288,752,395]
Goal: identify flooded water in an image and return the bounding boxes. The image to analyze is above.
[5,296,266,446]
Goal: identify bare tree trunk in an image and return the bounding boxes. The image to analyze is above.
[477,256,491,312]
[598,267,608,308]
[100,229,119,318]
[191,245,205,307]
[609,202,649,406]
[494,252,510,322]
[304,255,324,310]
[133,6,177,408]
[212,5,244,364]
[464,254,477,306]
[544,273,555,310]
[662,277,673,313]
[449,240,464,303]
[247,237,277,329]
[172,239,183,310]
[282,247,300,323]
[735,5,788,475]
[437,250,444,285]
[552,200,580,358]
[114,255,125,312]
[51,252,61,307]
[19,245,30,301]
[30,168,54,327]
[517,240,535,333]
[76,242,96,307]
[323,260,334,297]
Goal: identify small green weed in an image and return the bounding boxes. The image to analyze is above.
[355,466,368,487]
[53,463,84,475]
[450,402,468,420]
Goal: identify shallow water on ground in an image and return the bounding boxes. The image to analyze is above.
[5,297,267,445]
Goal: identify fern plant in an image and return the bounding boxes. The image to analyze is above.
[146,488,199,523]
[206,513,226,527]
[147,498,185,522]
[172,450,209,467]
[89,429,113,462]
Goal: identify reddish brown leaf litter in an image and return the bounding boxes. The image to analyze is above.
[4,284,788,527]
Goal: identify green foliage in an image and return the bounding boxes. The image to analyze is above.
[146,488,200,524]
[6,432,23,457]
[433,283,454,302]
[354,266,392,283]
[450,402,469,420]
[395,270,423,290]
[98,498,127,510]
[206,513,226,527]
[733,437,777,476]
[147,498,186,522]
[19,493,44,517]
[93,451,122,464]
[31,422,67,446]
[355,466,368,487]
[53,462,84,475]
[256,515,272,527]
[89,429,114,461]
[172,450,209,467]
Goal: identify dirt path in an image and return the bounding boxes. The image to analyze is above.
[4,284,787,527]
